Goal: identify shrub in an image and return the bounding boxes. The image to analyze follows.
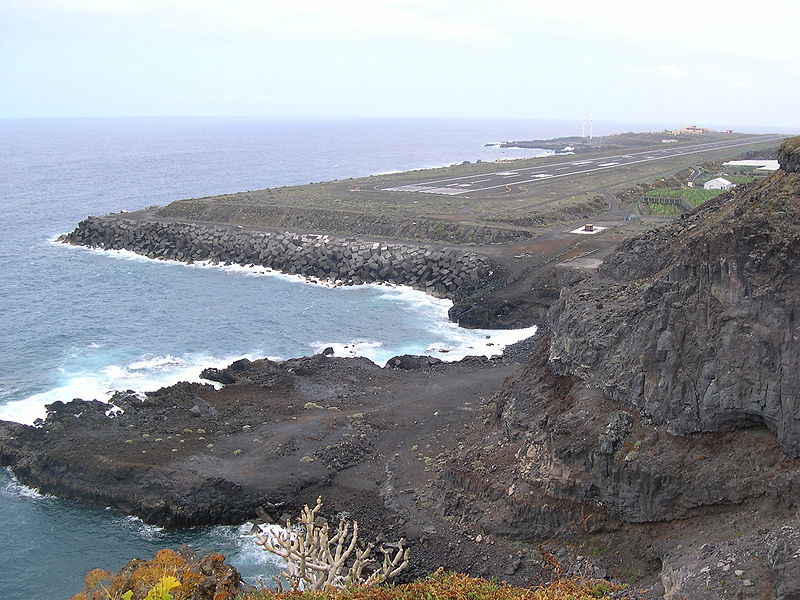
[255,497,409,592]
[70,548,243,600]
[243,570,619,599]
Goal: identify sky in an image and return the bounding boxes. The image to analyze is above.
[1,0,798,129]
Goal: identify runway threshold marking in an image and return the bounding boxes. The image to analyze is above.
[379,136,782,195]
[452,136,785,195]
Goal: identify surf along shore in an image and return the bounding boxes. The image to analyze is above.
[0,131,787,589]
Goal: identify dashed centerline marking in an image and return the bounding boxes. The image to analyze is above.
[379,137,784,196]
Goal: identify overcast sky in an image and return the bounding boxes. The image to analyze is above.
[1,0,798,129]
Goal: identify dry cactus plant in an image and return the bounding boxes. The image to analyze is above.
[255,496,409,591]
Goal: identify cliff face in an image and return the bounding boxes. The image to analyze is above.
[435,145,800,597]
[778,135,800,173]
[550,167,800,456]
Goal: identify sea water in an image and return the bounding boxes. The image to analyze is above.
[0,116,668,599]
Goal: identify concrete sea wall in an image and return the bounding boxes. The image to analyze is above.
[62,217,496,297]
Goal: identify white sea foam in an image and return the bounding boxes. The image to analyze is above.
[374,285,538,360]
[42,240,538,417]
[128,355,185,371]
[2,467,53,500]
[312,285,537,365]
[119,514,165,541]
[424,323,539,362]
[0,351,263,426]
[309,340,385,362]
[55,238,346,290]
[239,523,292,570]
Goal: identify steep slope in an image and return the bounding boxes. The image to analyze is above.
[551,151,800,456]
[434,138,800,599]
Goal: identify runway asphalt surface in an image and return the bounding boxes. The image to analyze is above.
[381,136,785,197]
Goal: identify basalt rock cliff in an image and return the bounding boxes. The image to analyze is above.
[435,141,800,598]
[550,142,800,456]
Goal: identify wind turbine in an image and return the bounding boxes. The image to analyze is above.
[582,115,594,140]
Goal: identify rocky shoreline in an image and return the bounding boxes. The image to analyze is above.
[60,217,497,299]
[0,350,543,585]
[3,138,799,598]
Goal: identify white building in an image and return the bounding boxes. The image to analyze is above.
[722,159,780,177]
[723,159,780,171]
[704,177,734,190]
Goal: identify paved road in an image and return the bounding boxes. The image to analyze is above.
[381,136,784,197]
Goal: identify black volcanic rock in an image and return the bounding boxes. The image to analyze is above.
[436,157,800,598]
[778,135,800,173]
[386,355,443,370]
[549,167,800,456]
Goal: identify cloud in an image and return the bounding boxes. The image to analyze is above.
[6,0,798,57]
[650,65,688,79]
[4,0,507,43]
[509,0,800,58]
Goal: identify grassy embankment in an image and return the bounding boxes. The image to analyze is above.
[645,186,727,215]
[151,135,779,242]
[723,175,755,184]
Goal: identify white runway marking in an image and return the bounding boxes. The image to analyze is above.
[379,136,784,196]
[382,185,465,195]
[447,137,785,195]
[570,225,607,235]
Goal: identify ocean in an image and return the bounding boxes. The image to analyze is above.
[0,116,673,599]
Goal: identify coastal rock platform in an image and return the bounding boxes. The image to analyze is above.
[0,350,548,585]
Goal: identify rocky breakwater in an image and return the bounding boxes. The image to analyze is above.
[431,141,800,598]
[60,217,497,298]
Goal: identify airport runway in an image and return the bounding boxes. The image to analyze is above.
[381,136,785,196]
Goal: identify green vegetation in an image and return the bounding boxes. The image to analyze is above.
[681,189,725,207]
[646,203,682,216]
[724,175,755,185]
[646,187,725,208]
